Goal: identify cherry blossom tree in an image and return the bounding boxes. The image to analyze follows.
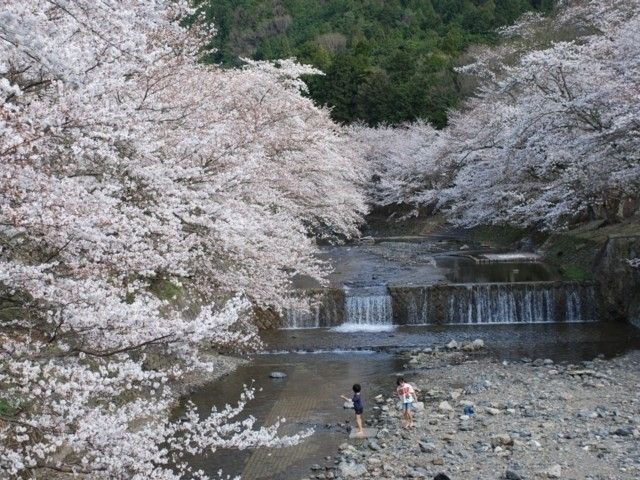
[0,0,365,477]
[442,0,640,229]
[360,0,639,231]
[349,122,451,217]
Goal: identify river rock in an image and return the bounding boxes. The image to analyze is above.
[491,434,514,447]
[438,401,454,413]
[446,340,459,350]
[339,461,367,478]
[269,371,287,379]
[367,457,382,467]
[611,426,633,436]
[343,401,353,409]
[367,440,381,451]
[505,469,523,480]
[462,339,485,351]
[419,441,436,453]
[433,474,451,480]
[544,464,562,478]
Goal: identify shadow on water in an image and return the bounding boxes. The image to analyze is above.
[180,322,640,479]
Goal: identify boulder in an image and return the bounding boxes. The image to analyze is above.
[269,371,287,379]
[438,401,454,413]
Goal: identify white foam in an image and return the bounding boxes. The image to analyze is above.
[480,253,540,262]
[330,323,396,333]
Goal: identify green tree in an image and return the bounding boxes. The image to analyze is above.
[195,0,553,126]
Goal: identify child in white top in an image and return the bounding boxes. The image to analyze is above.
[396,377,416,429]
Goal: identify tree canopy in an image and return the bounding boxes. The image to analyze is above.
[0,1,365,476]
[196,0,554,126]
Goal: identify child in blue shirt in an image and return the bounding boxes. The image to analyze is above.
[341,383,364,436]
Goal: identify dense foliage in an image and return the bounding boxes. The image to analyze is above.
[0,0,366,477]
[196,0,553,126]
[355,0,640,230]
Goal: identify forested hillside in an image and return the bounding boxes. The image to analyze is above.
[196,0,553,126]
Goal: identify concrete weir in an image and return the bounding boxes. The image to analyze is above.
[281,281,599,328]
[390,281,598,325]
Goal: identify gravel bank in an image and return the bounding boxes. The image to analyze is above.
[305,341,640,480]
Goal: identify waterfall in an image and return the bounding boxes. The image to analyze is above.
[392,282,598,325]
[280,282,598,329]
[565,284,597,322]
[446,284,555,324]
[335,285,394,331]
[282,305,320,329]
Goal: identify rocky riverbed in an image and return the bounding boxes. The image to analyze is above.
[304,342,640,480]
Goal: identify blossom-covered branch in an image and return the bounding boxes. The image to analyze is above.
[0,0,365,477]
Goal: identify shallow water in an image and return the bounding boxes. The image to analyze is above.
[438,257,556,283]
[182,322,640,479]
[180,352,402,480]
[263,322,640,360]
[298,241,558,288]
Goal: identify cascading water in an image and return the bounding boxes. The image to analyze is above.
[446,284,555,324]
[442,283,596,324]
[565,284,597,322]
[391,282,598,325]
[282,306,320,329]
[333,285,394,332]
[281,282,598,328]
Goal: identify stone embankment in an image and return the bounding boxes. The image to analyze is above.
[303,342,640,480]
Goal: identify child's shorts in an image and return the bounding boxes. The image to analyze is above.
[402,402,413,411]
[354,408,363,415]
